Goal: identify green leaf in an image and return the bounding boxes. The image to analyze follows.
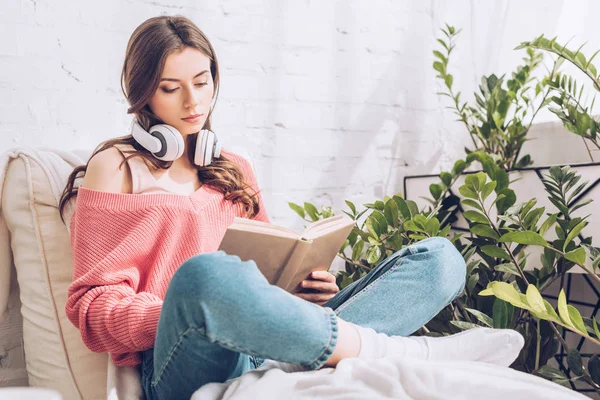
[404,220,423,233]
[494,169,509,191]
[568,304,587,334]
[558,289,573,328]
[465,307,493,328]
[467,271,479,292]
[563,220,587,252]
[526,285,546,314]
[459,185,478,199]
[539,213,557,235]
[481,181,497,201]
[450,321,482,331]
[393,195,411,219]
[481,245,512,261]
[304,202,319,221]
[425,218,440,237]
[433,61,445,74]
[588,355,600,385]
[470,224,499,240]
[365,216,380,239]
[440,172,452,187]
[483,281,528,308]
[564,248,586,265]
[593,318,600,340]
[366,245,382,264]
[464,210,489,224]
[461,198,483,212]
[536,365,568,383]
[444,74,454,89]
[543,299,561,322]
[437,38,449,52]
[351,240,364,261]
[476,172,487,189]
[492,298,513,329]
[498,231,550,248]
[406,200,419,218]
[433,50,447,62]
[567,349,583,376]
[371,211,389,235]
[496,188,516,214]
[453,159,467,174]
[384,199,399,228]
[429,183,443,200]
[494,262,520,276]
[288,202,306,219]
[345,200,357,216]
[465,174,480,191]
[413,214,428,230]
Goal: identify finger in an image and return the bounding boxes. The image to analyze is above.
[300,280,339,293]
[294,292,336,303]
[310,270,336,282]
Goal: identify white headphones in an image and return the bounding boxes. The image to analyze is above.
[130,119,222,167]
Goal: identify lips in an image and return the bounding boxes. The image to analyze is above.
[182,114,202,121]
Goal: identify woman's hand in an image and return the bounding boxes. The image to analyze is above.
[294,270,339,306]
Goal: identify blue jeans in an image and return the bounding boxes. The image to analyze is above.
[141,237,466,400]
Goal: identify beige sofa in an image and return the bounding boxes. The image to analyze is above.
[0,145,260,400]
[0,147,111,399]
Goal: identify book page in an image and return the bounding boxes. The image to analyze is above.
[228,217,300,239]
[302,214,353,240]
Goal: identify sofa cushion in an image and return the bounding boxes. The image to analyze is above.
[1,147,107,400]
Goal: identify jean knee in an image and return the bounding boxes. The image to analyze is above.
[168,251,230,301]
[418,237,466,303]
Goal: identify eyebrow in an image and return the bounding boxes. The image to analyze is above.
[160,70,209,82]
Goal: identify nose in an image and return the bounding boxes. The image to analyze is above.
[183,86,199,109]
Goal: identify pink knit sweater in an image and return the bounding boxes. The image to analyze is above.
[65,152,270,366]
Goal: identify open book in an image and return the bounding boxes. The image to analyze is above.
[218,214,355,293]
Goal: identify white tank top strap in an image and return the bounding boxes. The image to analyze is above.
[113,143,170,195]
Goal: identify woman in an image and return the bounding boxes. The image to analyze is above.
[59,15,521,400]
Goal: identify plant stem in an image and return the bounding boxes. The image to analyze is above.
[582,136,596,162]
[480,195,530,284]
[338,254,371,272]
[455,299,474,323]
[535,319,541,370]
[548,321,600,392]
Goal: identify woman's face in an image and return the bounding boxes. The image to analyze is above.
[148,47,215,136]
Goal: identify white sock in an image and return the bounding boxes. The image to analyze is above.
[352,324,524,367]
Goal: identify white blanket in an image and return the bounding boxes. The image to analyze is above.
[193,356,587,400]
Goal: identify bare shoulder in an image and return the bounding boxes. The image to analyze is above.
[81,146,133,194]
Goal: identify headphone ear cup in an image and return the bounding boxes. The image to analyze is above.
[195,130,220,167]
[148,124,185,161]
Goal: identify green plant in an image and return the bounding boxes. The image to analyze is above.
[288,25,600,395]
[516,35,600,160]
[466,166,600,390]
[434,24,550,171]
[288,196,453,289]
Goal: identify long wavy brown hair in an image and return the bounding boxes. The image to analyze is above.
[58,15,262,223]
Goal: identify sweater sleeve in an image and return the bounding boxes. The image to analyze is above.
[65,203,164,358]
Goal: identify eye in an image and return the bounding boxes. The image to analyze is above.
[162,87,178,94]
[195,82,207,87]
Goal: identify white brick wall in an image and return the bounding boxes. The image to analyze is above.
[2,0,600,387]
[2,0,600,227]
